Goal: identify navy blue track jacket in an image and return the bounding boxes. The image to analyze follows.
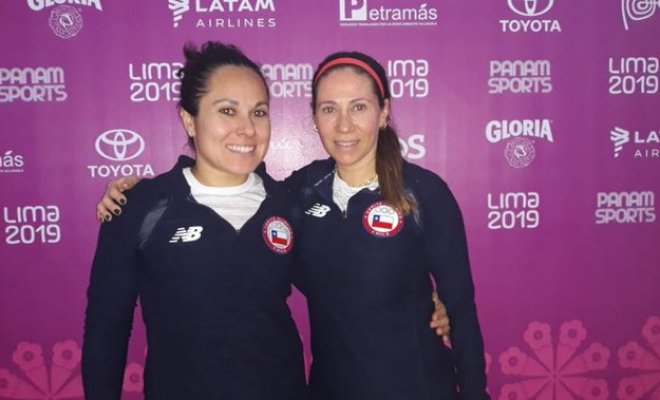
[286,159,489,400]
[82,156,306,400]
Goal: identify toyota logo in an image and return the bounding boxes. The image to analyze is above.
[95,129,145,161]
[507,0,554,17]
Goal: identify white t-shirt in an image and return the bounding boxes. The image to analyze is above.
[332,172,379,212]
[183,168,266,230]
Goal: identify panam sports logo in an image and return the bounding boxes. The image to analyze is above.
[168,0,276,29]
[0,67,66,103]
[339,0,437,27]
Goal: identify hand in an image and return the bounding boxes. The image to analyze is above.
[96,175,140,222]
[430,292,451,344]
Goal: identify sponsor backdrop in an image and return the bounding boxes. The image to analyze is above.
[0,0,658,398]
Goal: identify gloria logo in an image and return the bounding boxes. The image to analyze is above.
[338,0,438,27]
[0,66,67,103]
[622,0,660,30]
[486,119,553,168]
[507,0,553,17]
[168,0,276,29]
[95,129,145,161]
[88,129,154,178]
[501,0,560,32]
[610,126,660,159]
[27,0,103,38]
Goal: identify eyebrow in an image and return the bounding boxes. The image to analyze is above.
[316,98,372,105]
[211,98,269,107]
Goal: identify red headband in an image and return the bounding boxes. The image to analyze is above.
[314,57,386,98]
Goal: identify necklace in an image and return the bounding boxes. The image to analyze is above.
[334,169,378,188]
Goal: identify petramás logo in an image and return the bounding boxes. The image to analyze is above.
[168,0,276,29]
[339,0,438,27]
[486,119,553,168]
[27,0,103,38]
[88,129,154,178]
[501,0,561,33]
[0,67,67,103]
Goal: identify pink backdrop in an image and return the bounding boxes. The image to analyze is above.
[1,1,659,398]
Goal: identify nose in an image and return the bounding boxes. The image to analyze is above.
[336,109,354,133]
[238,114,257,137]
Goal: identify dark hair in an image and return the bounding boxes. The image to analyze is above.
[177,41,269,149]
[311,51,416,214]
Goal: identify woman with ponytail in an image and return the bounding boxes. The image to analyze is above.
[285,52,489,400]
[93,48,457,399]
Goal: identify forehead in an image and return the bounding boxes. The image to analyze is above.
[204,65,267,96]
[316,66,376,97]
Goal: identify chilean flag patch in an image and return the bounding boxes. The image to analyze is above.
[362,201,404,238]
[262,216,294,254]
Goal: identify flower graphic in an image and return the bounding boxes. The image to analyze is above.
[498,320,610,400]
[52,340,82,370]
[0,369,19,397]
[12,342,44,372]
[123,362,144,393]
[1,340,84,398]
[617,316,660,400]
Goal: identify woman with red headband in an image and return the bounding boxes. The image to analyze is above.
[284,51,489,399]
[93,49,461,399]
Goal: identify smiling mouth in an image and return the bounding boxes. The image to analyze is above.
[335,140,358,149]
[226,144,255,154]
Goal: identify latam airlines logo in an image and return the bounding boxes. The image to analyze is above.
[338,0,438,27]
[501,0,561,33]
[168,0,276,29]
[88,129,155,178]
[611,126,660,159]
[622,0,660,30]
[27,0,103,38]
[486,119,554,168]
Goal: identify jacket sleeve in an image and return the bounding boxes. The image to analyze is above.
[82,192,142,399]
[420,177,489,400]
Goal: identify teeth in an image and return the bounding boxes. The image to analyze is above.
[336,140,358,148]
[227,145,255,154]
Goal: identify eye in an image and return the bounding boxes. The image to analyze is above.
[219,108,235,116]
[253,109,269,117]
[353,103,367,112]
[320,106,336,114]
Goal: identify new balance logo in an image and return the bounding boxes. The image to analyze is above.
[305,203,331,218]
[169,226,203,243]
